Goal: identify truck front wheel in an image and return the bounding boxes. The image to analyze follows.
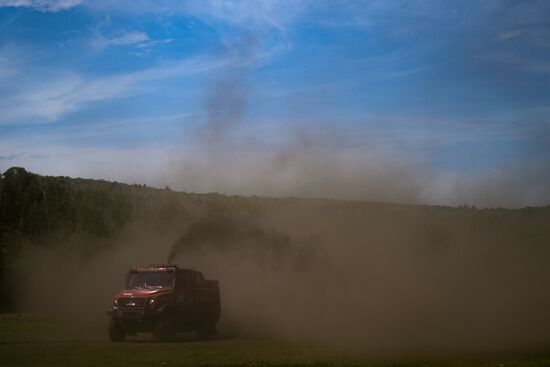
[153,317,175,342]
[108,320,126,342]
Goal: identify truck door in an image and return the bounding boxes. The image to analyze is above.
[191,271,207,322]
[175,270,196,326]
[174,272,185,326]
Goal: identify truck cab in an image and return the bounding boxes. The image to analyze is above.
[107,265,220,342]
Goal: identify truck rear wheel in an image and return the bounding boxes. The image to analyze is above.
[153,317,175,342]
[108,320,126,342]
[196,323,215,341]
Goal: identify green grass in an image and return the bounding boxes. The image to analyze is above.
[2,314,550,366]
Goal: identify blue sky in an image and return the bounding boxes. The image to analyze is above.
[0,0,549,206]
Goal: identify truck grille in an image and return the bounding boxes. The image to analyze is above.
[117,297,146,318]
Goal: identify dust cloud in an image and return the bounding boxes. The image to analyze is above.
[13,222,189,323]
[166,206,550,354]
[15,200,550,356]
[170,30,436,207]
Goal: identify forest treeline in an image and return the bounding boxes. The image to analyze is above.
[1,166,549,312]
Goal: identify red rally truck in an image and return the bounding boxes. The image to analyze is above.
[107,264,220,342]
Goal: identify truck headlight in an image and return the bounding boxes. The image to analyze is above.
[148,298,155,307]
[113,299,118,308]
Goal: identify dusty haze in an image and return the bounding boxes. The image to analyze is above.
[14,200,550,355]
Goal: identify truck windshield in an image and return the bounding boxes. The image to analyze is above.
[126,272,174,289]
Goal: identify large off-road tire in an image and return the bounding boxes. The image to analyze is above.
[108,320,126,342]
[153,317,175,342]
[196,323,215,341]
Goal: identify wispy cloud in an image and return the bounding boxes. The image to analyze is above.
[0,55,232,124]
[498,29,523,40]
[0,44,39,81]
[361,113,550,145]
[0,47,19,80]
[183,0,309,31]
[476,0,550,73]
[92,30,150,48]
[82,0,307,63]
[0,0,290,125]
[131,38,174,57]
[91,29,173,57]
[0,152,47,162]
[83,0,309,32]
[0,0,80,12]
[0,31,294,124]
[477,51,550,75]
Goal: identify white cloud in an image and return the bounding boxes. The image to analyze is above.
[134,38,173,49]
[91,29,173,57]
[0,49,18,80]
[92,31,150,48]
[498,29,522,40]
[0,0,80,12]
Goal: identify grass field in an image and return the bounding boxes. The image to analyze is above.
[2,314,550,366]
